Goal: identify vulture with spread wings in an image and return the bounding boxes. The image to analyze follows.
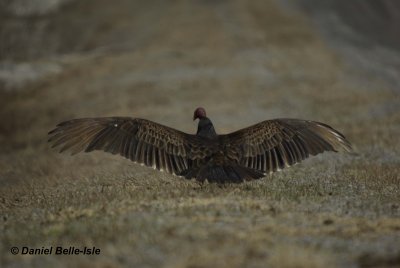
[48,107,352,183]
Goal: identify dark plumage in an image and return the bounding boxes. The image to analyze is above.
[48,107,352,183]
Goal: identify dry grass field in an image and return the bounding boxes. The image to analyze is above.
[1,1,399,267]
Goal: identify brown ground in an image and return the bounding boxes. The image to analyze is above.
[1,0,399,267]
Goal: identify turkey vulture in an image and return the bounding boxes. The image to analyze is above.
[48,107,352,183]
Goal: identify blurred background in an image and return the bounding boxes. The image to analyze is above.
[1,0,399,118]
[1,0,399,177]
[1,1,399,267]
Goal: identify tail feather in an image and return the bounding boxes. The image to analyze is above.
[181,165,265,183]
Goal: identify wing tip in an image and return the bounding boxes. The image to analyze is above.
[312,121,353,153]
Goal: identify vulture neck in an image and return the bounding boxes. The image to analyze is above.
[196,117,217,139]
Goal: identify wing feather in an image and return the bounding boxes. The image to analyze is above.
[225,119,352,173]
[48,117,211,175]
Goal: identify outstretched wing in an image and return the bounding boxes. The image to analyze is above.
[48,117,211,175]
[225,119,352,173]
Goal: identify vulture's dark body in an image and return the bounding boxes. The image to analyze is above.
[181,117,264,182]
[196,117,217,139]
[48,109,352,183]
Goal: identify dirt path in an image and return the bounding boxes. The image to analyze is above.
[1,1,399,267]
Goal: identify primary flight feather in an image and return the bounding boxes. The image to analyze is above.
[48,107,352,183]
